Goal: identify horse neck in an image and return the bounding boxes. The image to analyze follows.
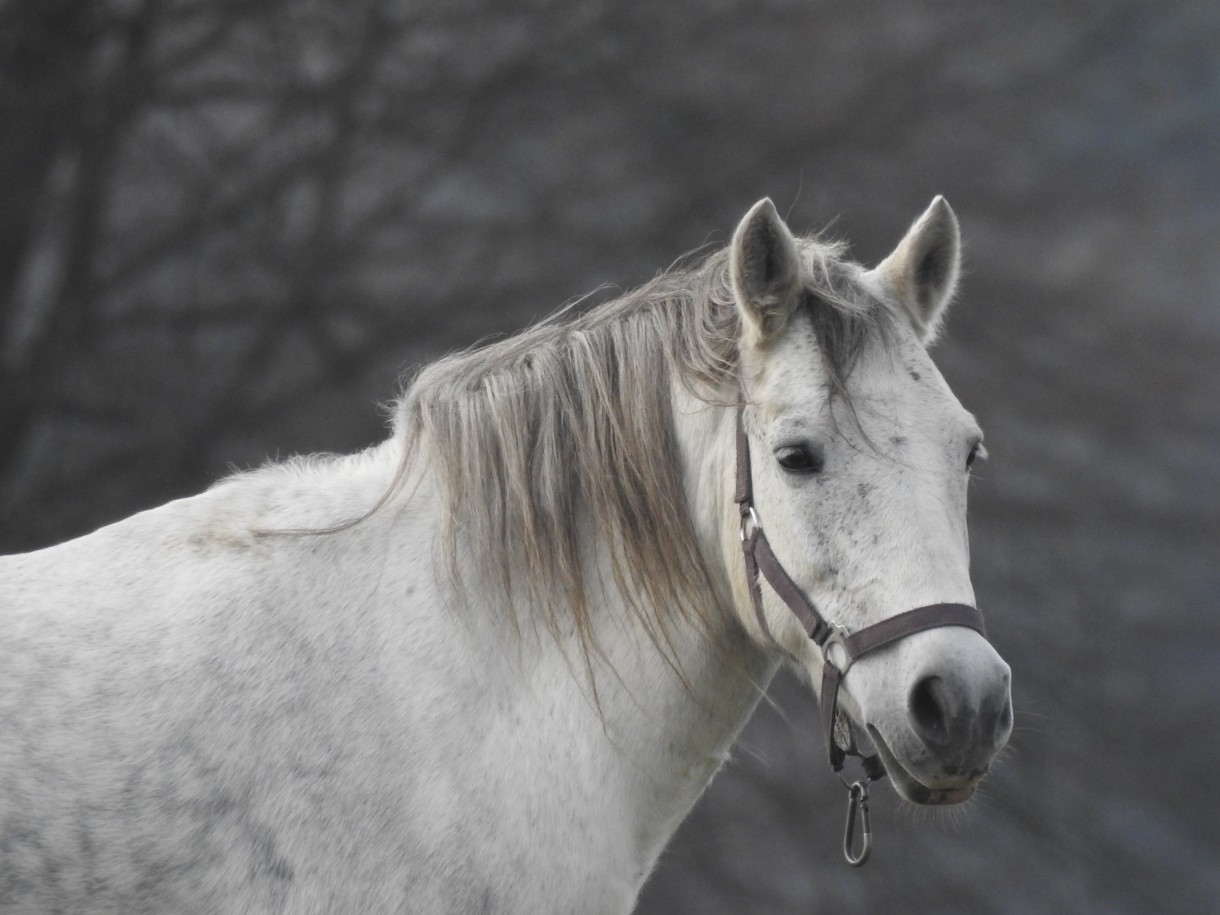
[671,381,753,627]
[573,385,773,861]
[418,384,774,871]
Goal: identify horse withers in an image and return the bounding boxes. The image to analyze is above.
[0,197,1011,912]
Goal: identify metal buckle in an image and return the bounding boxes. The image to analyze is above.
[738,506,761,543]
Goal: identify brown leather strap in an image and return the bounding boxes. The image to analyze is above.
[740,532,768,637]
[820,663,844,767]
[734,404,753,507]
[749,528,832,644]
[736,406,830,644]
[843,603,984,660]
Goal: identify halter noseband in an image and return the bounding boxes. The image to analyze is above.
[733,402,986,865]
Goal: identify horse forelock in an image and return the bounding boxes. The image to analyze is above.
[390,235,890,670]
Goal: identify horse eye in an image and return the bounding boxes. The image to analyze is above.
[775,443,824,475]
[966,441,987,469]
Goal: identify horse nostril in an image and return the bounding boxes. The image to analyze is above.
[909,675,953,747]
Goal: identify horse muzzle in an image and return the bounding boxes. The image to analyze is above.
[862,634,1013,805]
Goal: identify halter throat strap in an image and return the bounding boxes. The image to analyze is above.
[732,403,986,777]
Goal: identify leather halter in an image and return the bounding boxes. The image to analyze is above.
[733,402,987,863]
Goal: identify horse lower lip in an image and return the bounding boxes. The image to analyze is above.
[914,784,976,805]
[867,726,977,805]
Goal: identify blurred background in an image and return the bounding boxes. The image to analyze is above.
[2,0,1217,911]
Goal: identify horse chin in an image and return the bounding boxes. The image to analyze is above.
[866,726,977,806]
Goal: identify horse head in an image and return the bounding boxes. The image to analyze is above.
[727,197,1012,805]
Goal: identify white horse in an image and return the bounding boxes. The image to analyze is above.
[0,198,1011,913]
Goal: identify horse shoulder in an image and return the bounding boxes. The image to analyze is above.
[0,448,450,909]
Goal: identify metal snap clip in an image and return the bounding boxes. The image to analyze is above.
[843,779,872,866]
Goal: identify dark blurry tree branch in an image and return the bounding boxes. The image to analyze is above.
[1,0,165,493]
[0,0,622,550]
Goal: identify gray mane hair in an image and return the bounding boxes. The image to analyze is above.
[389,236,892,672]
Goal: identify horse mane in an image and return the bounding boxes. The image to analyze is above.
[391,235,889,671]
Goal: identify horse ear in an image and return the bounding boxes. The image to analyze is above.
[730,198,803,347]
[874,196,961,343]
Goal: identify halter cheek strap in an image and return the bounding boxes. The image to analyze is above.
[733,403,987,863]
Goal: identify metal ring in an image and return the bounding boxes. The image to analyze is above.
[822,621,854,675]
